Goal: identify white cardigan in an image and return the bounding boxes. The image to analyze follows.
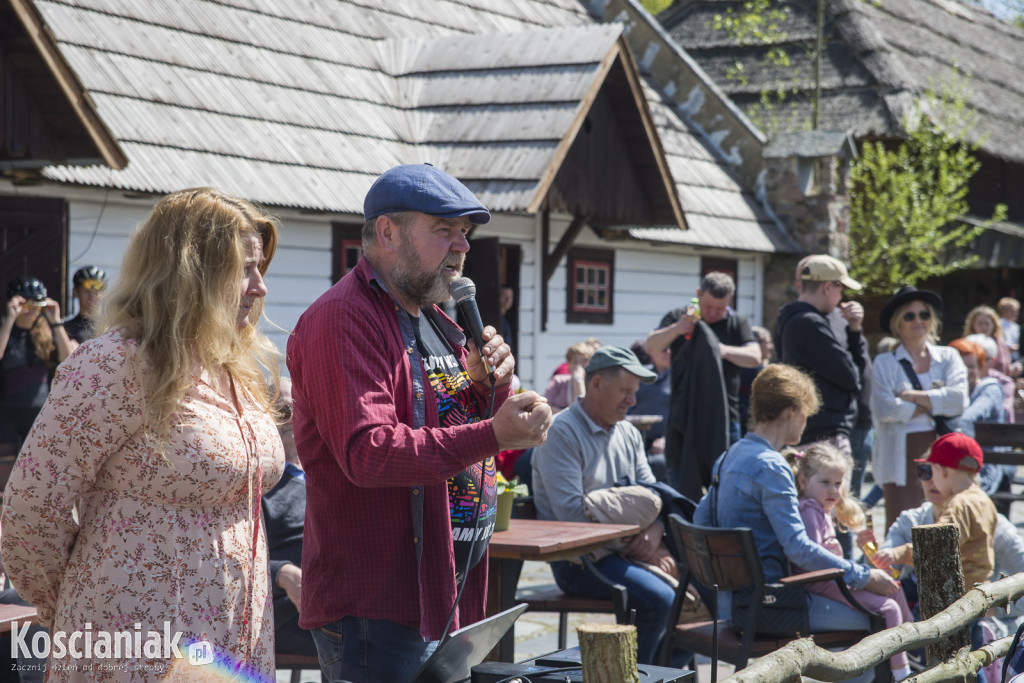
[870,343,968,486]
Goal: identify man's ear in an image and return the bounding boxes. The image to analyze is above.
[375,215,396,251]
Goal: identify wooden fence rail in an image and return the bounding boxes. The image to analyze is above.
[715,572,1024,683]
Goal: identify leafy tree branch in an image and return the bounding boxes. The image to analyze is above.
[848,80,1006,295]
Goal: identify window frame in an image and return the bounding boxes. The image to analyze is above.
[566,247,614,324]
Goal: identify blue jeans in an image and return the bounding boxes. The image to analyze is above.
[310,617,438,683]
[848,425,873,499]
[551,556,676,665]
[971,619,988,683]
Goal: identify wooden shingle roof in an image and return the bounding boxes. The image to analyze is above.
[660,0,1024,163]
[11,0,793,251]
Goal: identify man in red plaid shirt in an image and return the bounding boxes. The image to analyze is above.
[287,164,552,683]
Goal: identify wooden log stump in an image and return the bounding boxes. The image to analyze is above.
[912,522,969,666]
[577,623,639,683]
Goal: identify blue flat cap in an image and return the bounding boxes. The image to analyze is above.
[363,163,490,225]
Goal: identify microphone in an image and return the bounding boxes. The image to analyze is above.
[449,277,493,380]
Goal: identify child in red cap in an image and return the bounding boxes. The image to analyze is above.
[876,432,997,588]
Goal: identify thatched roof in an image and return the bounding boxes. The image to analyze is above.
[660,0,1024,163]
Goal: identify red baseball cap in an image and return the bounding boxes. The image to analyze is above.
[915,432,983,472]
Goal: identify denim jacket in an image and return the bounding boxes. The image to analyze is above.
[694,433,870,589]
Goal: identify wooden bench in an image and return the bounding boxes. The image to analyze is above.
[973,422,1024,514]
[509,497,630,649]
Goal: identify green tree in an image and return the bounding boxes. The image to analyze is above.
[706,3,1006,293]
[848,86,1007,295]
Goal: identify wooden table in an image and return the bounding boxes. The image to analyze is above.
[625,414,663,433]
[486,518,640,662]
[0,603,38,634]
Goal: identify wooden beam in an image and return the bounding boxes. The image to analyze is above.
[541,208,549,332]
[543,213,587,284]
[9,0,128,169]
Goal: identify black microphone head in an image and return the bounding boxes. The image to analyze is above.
[449,276,476,303]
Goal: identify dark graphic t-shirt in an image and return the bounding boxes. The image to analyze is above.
[412,313,496,579]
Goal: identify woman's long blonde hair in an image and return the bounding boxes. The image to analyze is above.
[792,443,865,532]
[97,188,281,433]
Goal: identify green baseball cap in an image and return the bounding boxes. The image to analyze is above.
[585,346,657,383]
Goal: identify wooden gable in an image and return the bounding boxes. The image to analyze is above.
[0,0,125,171]
[540,39,685,229]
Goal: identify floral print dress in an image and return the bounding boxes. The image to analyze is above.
[0,330,284,681]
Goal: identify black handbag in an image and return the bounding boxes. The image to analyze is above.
[730,583,810,638]
[710,452,810,638]
[897,358,954,435]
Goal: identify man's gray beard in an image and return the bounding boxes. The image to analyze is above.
[392,259,462,308]
[392,269,449,308]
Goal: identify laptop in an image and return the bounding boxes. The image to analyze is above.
[411,603,528,683]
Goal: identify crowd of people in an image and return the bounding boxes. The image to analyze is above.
[1,164,1023,681]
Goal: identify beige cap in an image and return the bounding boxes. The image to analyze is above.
[799,255,862,291]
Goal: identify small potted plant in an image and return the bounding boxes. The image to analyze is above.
[494,472,529,531]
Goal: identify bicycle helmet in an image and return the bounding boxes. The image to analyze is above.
[6,277,47,303]
[73,265,107,289]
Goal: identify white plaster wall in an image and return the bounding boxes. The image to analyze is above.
[9,185,765,394]
[521,214,762,391]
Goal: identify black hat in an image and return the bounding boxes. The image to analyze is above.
[879,286,943,334]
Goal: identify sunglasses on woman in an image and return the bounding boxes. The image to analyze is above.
[903,310,932,322]
[916,462,933,481]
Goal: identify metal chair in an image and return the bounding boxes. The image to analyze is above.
[659,513,888,682]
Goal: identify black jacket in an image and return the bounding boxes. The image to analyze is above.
[262,467,317,656]
[665,320,729,500]
[774,301,867,442]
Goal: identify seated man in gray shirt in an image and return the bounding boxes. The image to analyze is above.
[531,346,676,665]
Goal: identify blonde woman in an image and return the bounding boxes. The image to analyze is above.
[1,188,285,681]
[872,286,968,528]
[963,304,1020,377]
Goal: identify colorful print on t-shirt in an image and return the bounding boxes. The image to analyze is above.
[413,313,497,577]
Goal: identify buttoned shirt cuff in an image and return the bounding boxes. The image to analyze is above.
[846,562,871,590]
